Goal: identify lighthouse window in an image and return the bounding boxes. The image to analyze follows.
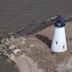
[56,41,58,44]
[63,45,65,49]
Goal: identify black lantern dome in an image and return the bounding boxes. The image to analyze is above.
[54,15,65,27]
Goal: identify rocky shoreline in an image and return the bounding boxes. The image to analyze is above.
[0,21,72,72]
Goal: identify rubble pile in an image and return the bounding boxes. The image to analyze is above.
[0,34,27,60]
[0,33,57,72]
[0,25,72,72]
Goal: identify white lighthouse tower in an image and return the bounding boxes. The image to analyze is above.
[51,16,67,52]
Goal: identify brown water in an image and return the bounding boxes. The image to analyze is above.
[0,0,72,72]
[0,0,72,33]
[0,55,19,72]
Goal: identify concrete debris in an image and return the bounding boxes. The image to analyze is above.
[29,44,35,48]
[13,49,21,55]
[0,34,27,58]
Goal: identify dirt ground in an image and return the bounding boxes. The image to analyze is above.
[0,22,72,72]
[33,21,72,72]
[20,21,72,72]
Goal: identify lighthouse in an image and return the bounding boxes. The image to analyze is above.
[51,16,68,52]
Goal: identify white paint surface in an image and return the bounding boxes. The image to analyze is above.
[51,26,67,52]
